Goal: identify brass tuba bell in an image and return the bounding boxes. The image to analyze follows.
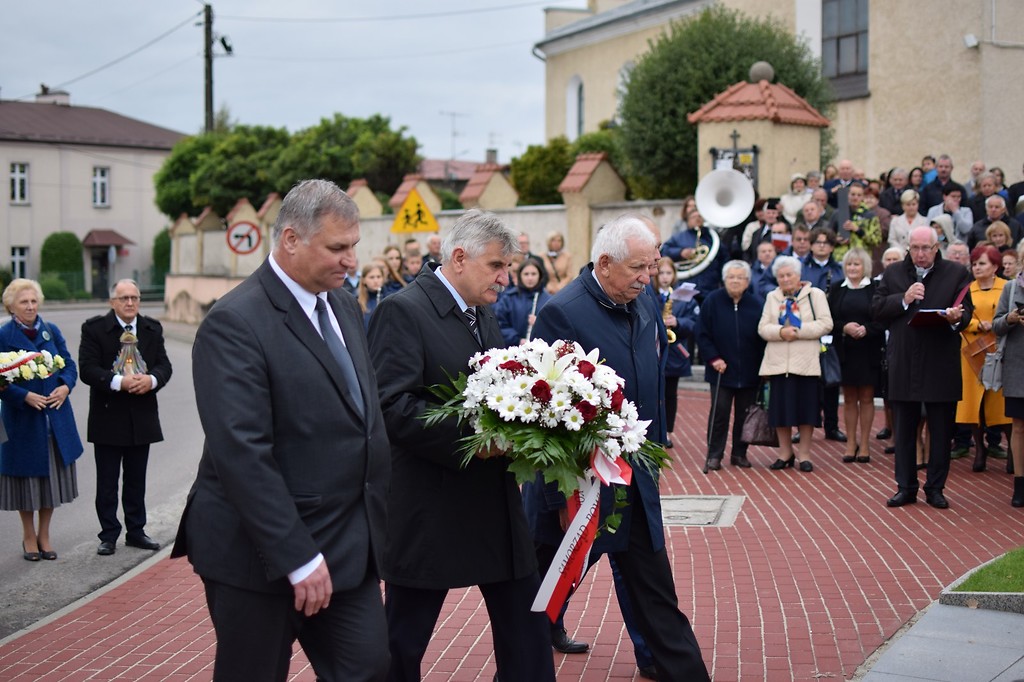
[675,168,755,281]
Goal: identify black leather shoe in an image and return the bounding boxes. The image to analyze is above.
[876,427,892,440]
[825,429,848,442]
[97,541,116,556]
[798,460,814,473]
[769,456,795,470]
[884,445,896,454]
[125,534,160,551]
[22,542,40,562]
[638,665,659,680]
[551,629,589,654]
[791,432,800,444]
[926,492,949,509]
[887,491,917,508]
[707,458,722,471]
[730,455,752,468]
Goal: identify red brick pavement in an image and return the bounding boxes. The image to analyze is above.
[0,389,1020,681]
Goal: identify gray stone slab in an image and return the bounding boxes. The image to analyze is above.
[992,656,1024,682]
[869,633,1022,682]
[904,605,1024,649]
[660,494,744,527]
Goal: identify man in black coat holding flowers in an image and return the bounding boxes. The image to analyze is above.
[528,214,710,682]
[368,210,554,682]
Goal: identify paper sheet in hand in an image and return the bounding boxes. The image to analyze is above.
[670,282,698,302]
[909,308,948,327]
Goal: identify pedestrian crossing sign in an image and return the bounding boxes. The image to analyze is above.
[391,188,440,233]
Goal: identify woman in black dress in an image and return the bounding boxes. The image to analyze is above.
[828,247,884,463]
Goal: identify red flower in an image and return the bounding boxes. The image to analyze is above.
[499,360,526,374]
[609,386,625,412]
[478,355,491,366]
[575,400,598,422]
[555,341,575,358]
[577,360,596,379]
[531,379,552,403]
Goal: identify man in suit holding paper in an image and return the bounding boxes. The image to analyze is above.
[171,179,391,682]
[873,226,972,510]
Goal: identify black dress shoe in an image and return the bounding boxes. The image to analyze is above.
[125,534,160,551]
[886,491,917,508]
[825,429,848,442]
[40,549,57,560]
[798,460,814,473]
[706,458,722,471]
[884,445,896,454]
[791,432,801,444]
[97,541,116,556]
[926,492,949,509]
[22,542,40,562]
[551,629,589,654]
[769,456,795,470]
[638,664,659,680]
[730,455,752,468]
[876,427,892,440]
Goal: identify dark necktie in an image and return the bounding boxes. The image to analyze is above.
[125,324,133,333]
[464,306,481,344]
[315,297,364,417]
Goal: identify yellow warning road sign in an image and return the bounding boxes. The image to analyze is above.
[390,188,440,233]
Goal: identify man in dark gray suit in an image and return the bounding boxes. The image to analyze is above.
[171,179,391,682]
[368,210,554,682]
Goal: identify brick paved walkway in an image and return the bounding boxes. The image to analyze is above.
[0,389,1019,681]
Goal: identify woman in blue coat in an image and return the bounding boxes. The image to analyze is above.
[494,258,551,345]
[0,279,83,561]
[696,261,767,470]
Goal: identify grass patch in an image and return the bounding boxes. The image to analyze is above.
[955,546,1024,593]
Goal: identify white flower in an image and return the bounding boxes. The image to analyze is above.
[562,407,584,431]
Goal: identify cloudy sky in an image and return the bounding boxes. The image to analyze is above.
[2,0,582,164]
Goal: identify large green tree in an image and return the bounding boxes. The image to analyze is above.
[619,6,833,198]
[153,133,219,218]
[509,130,630,206]
[189,124,291,216]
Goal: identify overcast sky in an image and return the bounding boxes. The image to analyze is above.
[2,0,582,164]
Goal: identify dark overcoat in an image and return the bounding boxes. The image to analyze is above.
[525,265,666,555]
[79,310,172,446]
[367,264,537,589]
[872,253,972,402]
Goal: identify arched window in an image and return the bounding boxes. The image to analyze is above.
[565,76,584,141]
[615,61,635,119]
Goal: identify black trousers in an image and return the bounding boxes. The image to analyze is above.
[94,443,150,543]
[385,575,555,682]
[665,375,680,432]
[203,573,388,682]
[821,383,840,432]
[607,490,710,682]
[707,385,757,460]
[891,400,956,494]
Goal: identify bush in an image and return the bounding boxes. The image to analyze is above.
[39,274,70,301]
[152,229,171,284]
[40,232,83,274]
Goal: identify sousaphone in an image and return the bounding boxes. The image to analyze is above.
[675,168,755,280]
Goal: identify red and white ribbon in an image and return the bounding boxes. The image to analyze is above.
[590,447,632,486]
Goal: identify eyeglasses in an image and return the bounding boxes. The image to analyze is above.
[813,240,831,246]
[113,295,140,303]
[908,245,937,253]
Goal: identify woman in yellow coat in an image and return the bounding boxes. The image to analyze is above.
[956,244,1012,472]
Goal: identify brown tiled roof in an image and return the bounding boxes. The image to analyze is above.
[389,174,424,208]
[687,80,830,127]
[81,229,135,247]
[346,179,369,194]
[257,193,280,219]
[0,100,185,150]
[459,163,507,203]
[558,152,620,193]
[419,158,480,182]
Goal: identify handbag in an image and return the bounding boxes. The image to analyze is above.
[807,294,841,387]
[741,384,779,447]
[962,331,997,379]
[982,280,1016,391]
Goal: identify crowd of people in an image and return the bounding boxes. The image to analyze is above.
[658,155,1024,512]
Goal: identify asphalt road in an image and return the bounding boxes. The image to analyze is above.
[0,303,204,639]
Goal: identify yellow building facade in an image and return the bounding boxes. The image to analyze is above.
[536,0,1024,188]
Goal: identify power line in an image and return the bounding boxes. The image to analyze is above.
[14,11,201,100]
[236,38,530,63]
[220,0,547,23]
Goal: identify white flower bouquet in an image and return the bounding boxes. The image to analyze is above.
[0,350,66,387]
[423,338,670,522]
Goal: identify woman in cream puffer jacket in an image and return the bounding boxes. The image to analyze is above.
[757,256,833,471]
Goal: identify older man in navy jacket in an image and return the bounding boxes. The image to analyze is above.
[527,214,710,682]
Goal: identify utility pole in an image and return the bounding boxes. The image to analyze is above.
[204,4,213,133]
[439,110,468,181]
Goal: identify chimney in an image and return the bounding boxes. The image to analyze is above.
[485,148,498,164]
[36,84,70,106]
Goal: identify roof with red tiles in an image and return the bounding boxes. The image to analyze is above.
[0,100,185,150]
[257,193,281,219]
[389,174,424,208]
[687,80,830,127]
[558,152,623,194]
[419,158,480,182]
[459,163,508,203]
[81,229,135,247]
[346,179,369,194]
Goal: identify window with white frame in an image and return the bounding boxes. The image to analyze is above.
[9,163,28,203]
[93,166,111,207]
[11,247,28,279]
[822,0,869,99]
[565,76,584,141]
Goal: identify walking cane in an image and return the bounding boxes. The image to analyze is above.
[702,370,722,474]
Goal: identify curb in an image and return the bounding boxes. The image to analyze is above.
[939,552,1024,614]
